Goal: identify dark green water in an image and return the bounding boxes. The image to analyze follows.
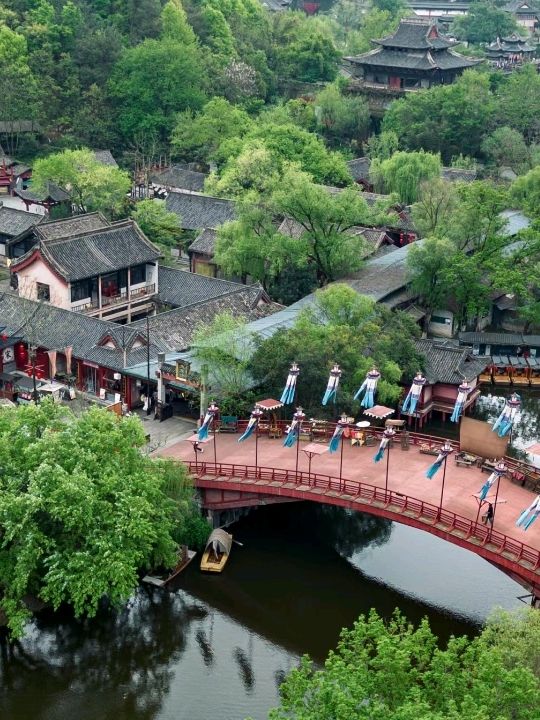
[0,502,523,720]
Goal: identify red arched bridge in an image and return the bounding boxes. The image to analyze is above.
[160,426,540,602]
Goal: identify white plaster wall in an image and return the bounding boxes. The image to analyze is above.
[16,256,70,308]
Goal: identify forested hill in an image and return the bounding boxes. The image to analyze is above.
[0,0,343,156]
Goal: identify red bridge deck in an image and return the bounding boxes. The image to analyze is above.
[160,433,540,595]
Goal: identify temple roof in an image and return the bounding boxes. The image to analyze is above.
[486,34,536,53]
[375,18,455,50]
[347,47,481,71]
[0,205,43,238]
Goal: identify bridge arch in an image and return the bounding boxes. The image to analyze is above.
[187,461,540,600]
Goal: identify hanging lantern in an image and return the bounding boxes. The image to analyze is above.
[353,367,381,409]
[402,373,426,415]
[322,365,341,406]
[492,393,521,437]
[280,362,300,405]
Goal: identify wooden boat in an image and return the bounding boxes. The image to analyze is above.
[528,357,540,386]
[143,546,196,587]
[492,355,511,385]
[200,529,233,573]
[509,356,530,386]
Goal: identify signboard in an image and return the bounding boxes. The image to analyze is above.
[175,360,191,382]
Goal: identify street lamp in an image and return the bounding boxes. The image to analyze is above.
[338,414,349,484]
[488,460,507,533]
[284,407,306,479]
[373,426,396,494]
[238,405,264,475]
[207,401,220,466]
[437,441,454,520]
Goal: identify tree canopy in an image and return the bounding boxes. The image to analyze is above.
[0,402,208,638]
[32,147,131,216]
[250,284,422,416]
[269,608,540,720]
[371,150,442,204]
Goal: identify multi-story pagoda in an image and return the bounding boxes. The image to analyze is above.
[345,18,481,112]
[485,33,536,68]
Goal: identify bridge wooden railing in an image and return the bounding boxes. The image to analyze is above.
[188,461,540,587]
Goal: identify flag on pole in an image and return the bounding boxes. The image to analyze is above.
[402,373,426,415]
[353,368,381,408]
[492,393,521,437]
[322,364,341,406]
[450,382,471,423]
[426,443,453,479]
[280,362,300,405]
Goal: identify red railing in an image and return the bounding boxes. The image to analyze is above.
[187,461,540,587]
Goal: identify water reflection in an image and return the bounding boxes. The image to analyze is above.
[0,501,525,720]
[474,388,540,454]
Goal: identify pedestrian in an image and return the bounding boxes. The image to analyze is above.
[194,441,204,454]
[483,502,494,526]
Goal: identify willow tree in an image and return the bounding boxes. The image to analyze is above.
[0,402,204,637]
[370,150,442,204]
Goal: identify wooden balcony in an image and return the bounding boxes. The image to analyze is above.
[72,283,156,317]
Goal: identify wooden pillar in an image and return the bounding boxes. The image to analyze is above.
[127,267,131,323]
[76,360,84,389]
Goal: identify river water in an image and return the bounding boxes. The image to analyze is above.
[2,387,537,720]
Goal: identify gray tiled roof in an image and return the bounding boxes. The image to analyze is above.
[13,220,161,282]
[415,338,489,385]
[348,47,480,71]
[0,205,43,238]
[157,266,254,308]
[376,19,455,50]
[152,165,207,192]
[166,190,236,230]
[93,150,118,167]
[0,292,159,371]
[343,241,421,303]
[15,181,70,204]
[459,331,540,347]
[132,286,273,351]
[441,167,477,183]
[188,228,217,256]
[36,212,110,242]
[347,157,371,182]
[277,217,305,239]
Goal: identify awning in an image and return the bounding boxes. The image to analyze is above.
[255,398,283,411]
[363,405,394,419]
[302,442,329,456]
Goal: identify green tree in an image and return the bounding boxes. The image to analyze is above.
[205,143,282,198]
[453,1,517,44]
[497,64,540,142]
[344,8,402,55]
[482,126,530,172]
[412,178,458,237]
[109,35,206,141]
[315,83,370,147]
[383,71,495,161]
[510,166,540,219]
[0,402,204,638]
[269,608,540,720]
[271,12,340,83]
[192,311,254,399]
[371,150,442,204]
[251,285,420,416]
[171,97,254,162]
[131,199,183,261]
[32,148,131,216]
[407,237,455,326]
[244,121,352,185]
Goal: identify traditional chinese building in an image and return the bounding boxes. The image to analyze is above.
[10,217,161,323]
[485,33,536,69]
[0,155,32,196]
[345,18,481,114]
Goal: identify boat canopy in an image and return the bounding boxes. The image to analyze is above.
[509,356,528,368]
[205,529,232,554]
